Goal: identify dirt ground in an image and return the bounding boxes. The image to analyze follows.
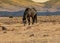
[0,16,60,43]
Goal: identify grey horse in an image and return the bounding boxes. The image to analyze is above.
[23,7,37,26]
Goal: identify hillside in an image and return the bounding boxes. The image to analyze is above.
[45,0,60,7]
[0,0,44,11]
[0,0,60,12]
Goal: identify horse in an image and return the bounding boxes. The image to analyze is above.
[22,7,37,26]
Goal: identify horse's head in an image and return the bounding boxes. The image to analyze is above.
[22,17,26,25]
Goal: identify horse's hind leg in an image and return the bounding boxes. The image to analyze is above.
[35,15,37,23]
[34,14,37,23]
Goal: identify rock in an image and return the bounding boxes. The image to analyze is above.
[2,26,7,30]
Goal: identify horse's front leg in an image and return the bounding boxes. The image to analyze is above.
[32,17,34,25]
[27,17,30,25]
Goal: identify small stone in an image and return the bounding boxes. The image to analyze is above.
[3,31,7,33]
[43,34,49,37]
[2,26,7,30]
[29,34,34,37]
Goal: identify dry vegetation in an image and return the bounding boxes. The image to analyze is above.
[0,16,60,43]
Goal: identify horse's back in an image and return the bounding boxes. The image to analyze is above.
[24,7,37,17]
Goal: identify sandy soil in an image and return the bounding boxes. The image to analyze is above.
[0,16,60,43]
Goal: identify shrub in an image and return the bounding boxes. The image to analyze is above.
[9,16,13,18]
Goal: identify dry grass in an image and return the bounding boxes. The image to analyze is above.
[0,16,60,43]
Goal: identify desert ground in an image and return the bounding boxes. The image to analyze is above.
[0,16,60,43]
